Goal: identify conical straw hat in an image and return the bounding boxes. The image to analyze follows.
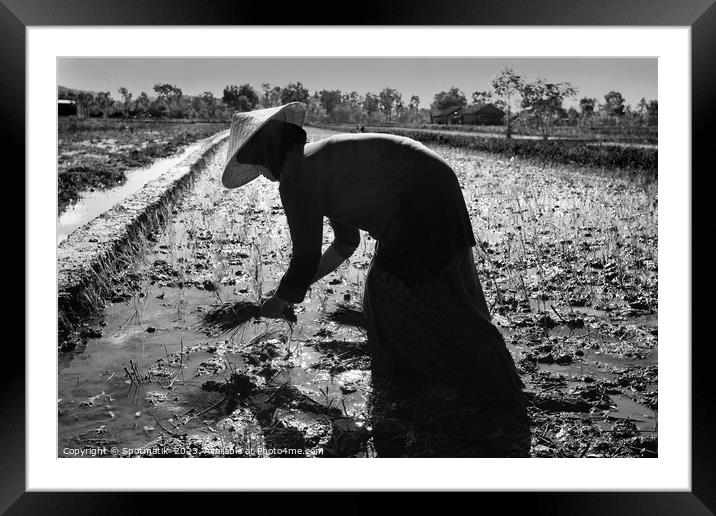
[221,102,307,189]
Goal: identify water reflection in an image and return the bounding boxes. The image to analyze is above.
[57,141,204,245]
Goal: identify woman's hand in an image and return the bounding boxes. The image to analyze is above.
[260,294,295,321]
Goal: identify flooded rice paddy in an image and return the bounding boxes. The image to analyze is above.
[58,127,657,458]
[57,140,207,244]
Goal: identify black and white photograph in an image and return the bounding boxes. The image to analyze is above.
[2,2,705,504]
[56,56,659,459]
[0,0,712,505]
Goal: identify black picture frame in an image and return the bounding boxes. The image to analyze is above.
[6,0,713,513]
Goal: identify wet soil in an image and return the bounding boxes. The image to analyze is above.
[57,139,210,244]
[58,119,229,215]
[58,127,657,458]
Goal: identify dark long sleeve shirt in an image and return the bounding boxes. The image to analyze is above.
[275,133,476,303]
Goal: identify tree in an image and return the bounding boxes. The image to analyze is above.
[363,93,380,120]
[579,97,597,116]
[92,91,114,118]
[223,85,240,110]
[135,92,151,117]
[491,67,524,138]
[212,102,231,121]
[118,87,133,118]
[471,90,493,104]
[188,96,203,119]
[637,97,647,113]
[280,82,310,105]
[318,89,343,122]
[305,92,324,123]
[153,83,183,117]
[201,91,216,119]
[603,91,625,118]
[431,86,467,111]
[108,100,124,118]
[395,98,405,118]
[378,87,401,122]
[409,95,420,111]
[519,78,577,140]
[237,84,259,111]
[341,91,363,122]
[567,106,580,125]
[223,84,259,112]
[646,99,658,126]
[491,99,508,112]
[261,83,283,107]
[343,91,363,109]
[76,91,94,116]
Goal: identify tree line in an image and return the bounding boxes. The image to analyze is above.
[430,67,657,140]
[59,68,657,139]
[61,84,232,121]
[58,82,425,125]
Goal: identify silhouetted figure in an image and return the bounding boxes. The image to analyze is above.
[221,103,528,457]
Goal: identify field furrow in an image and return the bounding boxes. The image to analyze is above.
[58,127,657,458]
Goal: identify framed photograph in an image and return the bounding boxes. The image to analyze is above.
[7,0,712,511]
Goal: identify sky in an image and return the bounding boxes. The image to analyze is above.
[58,57,657,109]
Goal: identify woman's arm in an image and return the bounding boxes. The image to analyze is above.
[310,219,360,283]
[262,239,350,319]
[311,244,350,283]
[273,155,324,304]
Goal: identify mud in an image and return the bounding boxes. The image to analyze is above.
[58,120,230,214]
[58,127,657,458]
[57,130,229,349]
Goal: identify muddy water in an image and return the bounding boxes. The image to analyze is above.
[57,139,207,245]
[58,130,372,456]
[57,284,370,455]
[58,127,658,457]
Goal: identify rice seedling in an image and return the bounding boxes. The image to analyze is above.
[199,301,261,335]
[124,360,151,384]
[251,241,265,302]
[315,284,330,313]
[326,303,367,330]
[59,126,658,458]
[198,300,297,338]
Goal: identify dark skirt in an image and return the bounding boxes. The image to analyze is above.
[363,246,524,403]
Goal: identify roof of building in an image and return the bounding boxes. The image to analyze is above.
[458,103,504,115]
[431,105,463,116]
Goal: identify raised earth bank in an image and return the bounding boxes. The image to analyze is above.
[58,119,230,214]
[58,130,229,350]
[58,127,657,458]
